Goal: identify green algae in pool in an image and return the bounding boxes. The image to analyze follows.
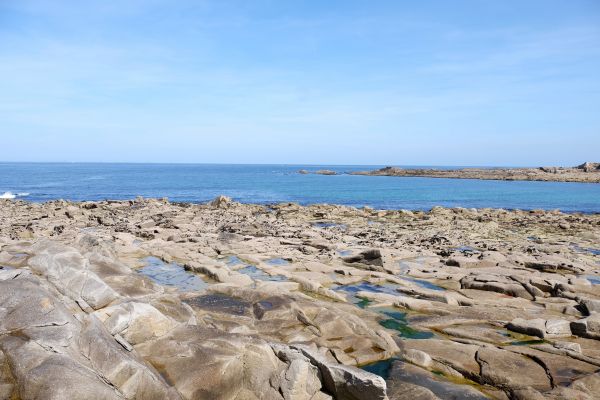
[355,297,372,309]
[333,281,400,296]
[378,308,434,339]
[509,339,547,346]
[379,319,434,339]
[138,256,209,292]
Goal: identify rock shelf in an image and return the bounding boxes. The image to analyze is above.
[348,162,600,183]
[1,196,599,399]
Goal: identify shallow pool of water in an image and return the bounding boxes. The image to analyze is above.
[138,256,209,292]
[238,265,288,282]
[403,277,446,291]
[361,358,396,379]
[453,246,481,254]
[226,255,244,266]
[377,308,435,339]
[266,258,290,266]
[585,275,600,285]
[313,221,347,229]
[333,281,400,296]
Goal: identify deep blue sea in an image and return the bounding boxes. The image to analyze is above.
[1,163,599,213]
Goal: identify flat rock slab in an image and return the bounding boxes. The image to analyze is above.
[476,347,551,391]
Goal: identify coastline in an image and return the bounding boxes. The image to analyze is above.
[1,196,599,398]
[302,162,600,183]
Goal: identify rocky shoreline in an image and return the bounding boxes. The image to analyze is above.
[1,196,599,399]
[300,162,600,183]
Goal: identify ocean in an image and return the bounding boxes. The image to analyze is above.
[1,163,599,213]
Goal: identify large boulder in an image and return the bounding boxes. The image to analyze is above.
[27,241,119,310]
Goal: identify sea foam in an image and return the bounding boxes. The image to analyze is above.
[0,192,16,199]
[0,192,29,199]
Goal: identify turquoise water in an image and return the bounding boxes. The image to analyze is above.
[1,163,599,212]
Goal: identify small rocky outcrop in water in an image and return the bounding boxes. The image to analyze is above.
[1,195,600,399]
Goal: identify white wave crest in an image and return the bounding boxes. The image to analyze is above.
[0,192,30,199]
[0,192,16,199]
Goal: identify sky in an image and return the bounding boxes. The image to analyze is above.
[0,0,599,166]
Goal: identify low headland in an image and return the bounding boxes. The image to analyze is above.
[1,196,599,399]
[301,162,600,183]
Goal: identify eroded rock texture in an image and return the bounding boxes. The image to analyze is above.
[0,197,599,399]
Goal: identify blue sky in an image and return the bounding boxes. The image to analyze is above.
[1,1,599,166]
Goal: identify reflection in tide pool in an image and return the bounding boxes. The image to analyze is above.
[332,281,400,296]
[238,265,288,282]
[586,275,600,285]
[404,277,446,291]
[138,256,209,292]
[266,258,290,266]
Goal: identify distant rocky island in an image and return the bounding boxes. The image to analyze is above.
[1,195,599,399]
[300,162,600,183]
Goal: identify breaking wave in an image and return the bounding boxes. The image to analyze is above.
[0,192,30,199]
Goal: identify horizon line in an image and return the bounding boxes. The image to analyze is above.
[0,161,572,168]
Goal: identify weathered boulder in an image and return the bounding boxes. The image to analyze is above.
[209,195,233,208]
[506,318,547,338]
[571,314,600,340]
[27,241,119,310]
[292,345,388,400]
[461,274,534,300]
[343,249,385,270]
